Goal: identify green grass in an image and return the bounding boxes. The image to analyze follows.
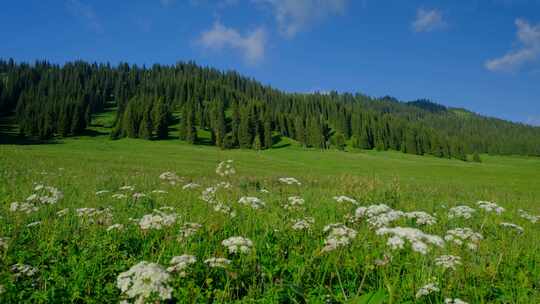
[1,131,540,303]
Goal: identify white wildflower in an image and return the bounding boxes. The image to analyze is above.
[355,204,404,227]
[107,224,124,232]
[10,202,39,214]
[151,190,168,194]
[159,172,182,185]
[387,235,405,250]
[416,283,440,298]
[26,221,41,227]
[284,196,305,210]
[166,255,197,276]
[238,196,265,209]
[278,177,301,186]
[204,257,231,268]
[445,298,469,304]
[405,211,437,225]
[518,209,539,223]
[119,185,135,191]
[292,217,315,230]
[201,187,218,203]
[212,203,236,217]
[500,222,524,233]
[138,211,178,230]
[376,227,444,255]
[435,255,462,270]
[333,195,358,205]
[117,261,172,304]
[477,201,505,214]
[77,207,114,225]
[56,208,69,217]
[216,160,236,177]
[260,188,270,193]
[216,181,231,189]
[132,193,146,200]
[26,185,63,204]
[448,205,476,219]
[178,222,202,240]
[322,224,357,252]
[182,183,200,190]
[445,228,483,250]
[112,193,127,199]
[95,190,110,195]
[222,236,253,254]
[11,263,38,277]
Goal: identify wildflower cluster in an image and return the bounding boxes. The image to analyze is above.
[95,190,110,196]
[278,177,301,186]
[182,182,200,190]
[216,160,236,177]
[159,172,182,185]
[178,222,202,240]
[376,227,444,255]
[204,257,231,268]
[76,207,114,225]
[333,195,358,205]
[435,255,462,270]
[445,299,469,304]
[500,222,524,233]
[416,283,440,298]
[238,196,265,209]
[117,261,172,304]
[137,210,178,230]
[445,228,483,250]
[10,202,39,214]
[11,263,38,278]
[355,204,437,228]
[322,223,357,252]
[222,236,253,254]
[166,255,197,276]
[292,217,315,230]
[448,205,476,219]
[476,201,505,214]
[518,209,539,223]
[107,223,124,231]
[284,196,305,210]
[27,184,63,204]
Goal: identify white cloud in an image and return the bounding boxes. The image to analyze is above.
[198,22,267,65]
[66,0,103,33]
[254,0,348,38]
[486,18,540,72]
[412,8,446,33]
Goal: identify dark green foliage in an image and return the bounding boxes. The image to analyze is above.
[2,58,540,159]
[333,132,346,151]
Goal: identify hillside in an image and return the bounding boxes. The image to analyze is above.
[1,59,540,159]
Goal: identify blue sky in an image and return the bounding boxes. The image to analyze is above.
[1,0,540,125]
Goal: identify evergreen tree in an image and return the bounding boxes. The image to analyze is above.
[238,107,252,148]
[263,112,272,149]
[152,97,169,139]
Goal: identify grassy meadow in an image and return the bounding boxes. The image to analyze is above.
[1,123,540,303]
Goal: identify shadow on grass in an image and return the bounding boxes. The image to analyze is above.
[0,133,61,145]
[271,134,291,149]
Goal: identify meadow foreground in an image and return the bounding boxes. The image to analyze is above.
[1,138,539,303]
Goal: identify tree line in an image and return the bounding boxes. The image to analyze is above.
[1,58,540,159]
